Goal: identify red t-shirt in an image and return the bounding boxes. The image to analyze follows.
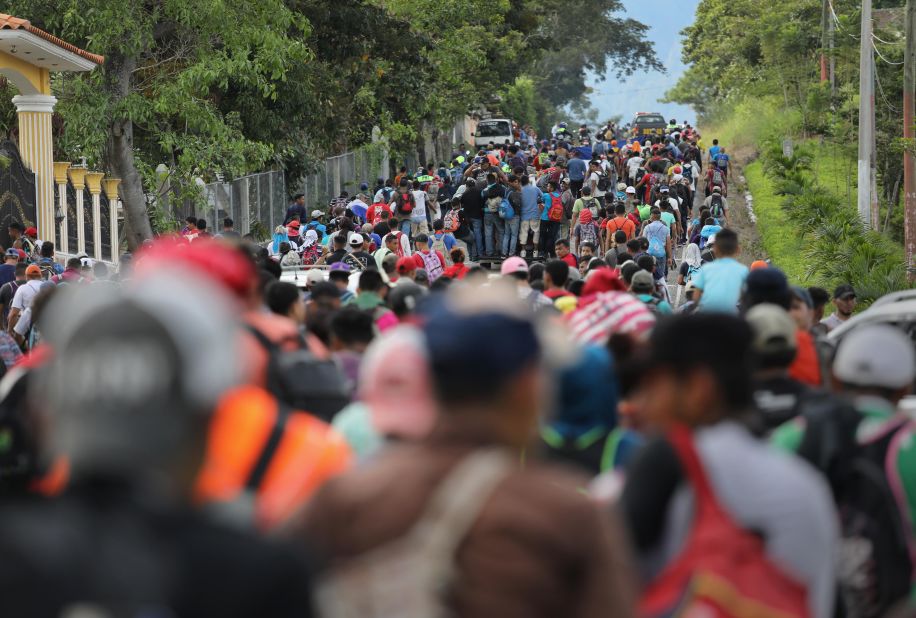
[544,288,573,299]
[559,253,578,268]
[412,250,446,272]
[789,329,822,387]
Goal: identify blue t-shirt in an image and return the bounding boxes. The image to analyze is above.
[692,257,749,314]
[433,232,456,253]
[708,145,721,160]
[520,184,542,220]
[567,157,587,181]
[541,192,560,221]
[0,264,15,288]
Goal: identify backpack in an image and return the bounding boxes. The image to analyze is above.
[315,449,511,618]
[716,155,729,170]
[647,226,666,260]
[709,194,725,219]
[547,193,564,222]
[431,235,453,267]
[640,426,809,618]
[498,194,515,220]
[246,326,350,423]
[381,187,394,202]
[418,250,444,282]
[581,197,599,218]
[711,168,724,186]
[396,192,415,215]
[795,400,915,618]
[443,208,461,233]
[596,172,612,192]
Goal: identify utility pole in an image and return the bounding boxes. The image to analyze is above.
[820,0,829,83]
[858,0,875,227]
[905,0,916,281]
[828,3,836,95]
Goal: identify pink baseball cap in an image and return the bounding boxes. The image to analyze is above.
[500,256,529,276]
[359,326,436,441]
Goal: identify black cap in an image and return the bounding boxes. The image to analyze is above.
[833,284,856,300]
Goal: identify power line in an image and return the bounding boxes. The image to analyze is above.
[873,40,905,65]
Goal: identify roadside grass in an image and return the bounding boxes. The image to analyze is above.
[744,160,807,284]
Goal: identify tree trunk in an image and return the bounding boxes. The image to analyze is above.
[105,52,153,249]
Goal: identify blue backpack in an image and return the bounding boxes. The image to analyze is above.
[498,192,516,220]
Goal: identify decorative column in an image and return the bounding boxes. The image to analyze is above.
[53,162,71,254]
[86,172,104,261]
[12,94,57,243]
[103,178,121,263]
[69,166,88,254]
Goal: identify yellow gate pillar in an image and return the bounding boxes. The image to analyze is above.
[11,94,56,243]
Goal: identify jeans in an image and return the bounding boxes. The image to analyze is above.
[470,218,484,260]
[410,220,429,237]
[483,212,504,256]
[502,217,520,256]
[399,219,412,238]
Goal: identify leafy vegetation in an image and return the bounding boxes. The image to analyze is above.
[4,0,660,245]
[671,0,911,298]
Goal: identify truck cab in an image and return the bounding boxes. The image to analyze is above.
[631,112,666,143]
[472,118,513,150]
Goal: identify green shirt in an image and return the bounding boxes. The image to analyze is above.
[637,203,652,221]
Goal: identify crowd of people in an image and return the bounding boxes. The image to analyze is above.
[0,119,912,618]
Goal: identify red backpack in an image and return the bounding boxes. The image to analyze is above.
[640,425,809,618]
[547,193,564,222]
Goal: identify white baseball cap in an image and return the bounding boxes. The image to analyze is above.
[349,233,364,246]
[625,186,636,194]
[306,269,325,286]
[834,324,916,389]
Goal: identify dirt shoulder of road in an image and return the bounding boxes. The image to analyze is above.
[727,147,764,267]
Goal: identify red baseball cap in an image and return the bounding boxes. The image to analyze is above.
[396,257,416,275]
[24,227,37,237]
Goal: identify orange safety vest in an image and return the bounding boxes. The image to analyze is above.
[195,385,352,530]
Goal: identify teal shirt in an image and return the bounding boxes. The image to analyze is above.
[692,257,748,314]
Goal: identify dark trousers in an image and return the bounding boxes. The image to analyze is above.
[539,221,559,258]
[569,180,584,198]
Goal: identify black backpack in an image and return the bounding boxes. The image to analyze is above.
[710,194,725,219]
[796,398,914,618]
[596,172,612,192]
[246,326,350,423]
[0,367,40,495]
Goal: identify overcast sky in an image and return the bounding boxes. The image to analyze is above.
[585,0,700,125]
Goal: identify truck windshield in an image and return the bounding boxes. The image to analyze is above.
[476,121,511,137]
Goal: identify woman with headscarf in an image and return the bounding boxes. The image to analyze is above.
[676,242,702,287]
[271,225,289,255]
[300,229,322,265]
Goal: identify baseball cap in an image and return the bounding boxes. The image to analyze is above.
[25,264,41,277]
[833,324,915,389]
[359,326,435,442]
[4,248,19,259]
[712,186,722,193]
[396,256,417,275]
[311,210,323,218]
[790,286,813,309]
[616,182,627,192]
[24,226,37,237]
[359,182,369,191]
[348,233,364,246]
[659,185,669,193]
[625,186,636,194]
[745,303,797,357]
[833,284,856,300]
[630,270,655,293]
[750,260,769,271]
[500,256,529,276]
[306,269,325,286]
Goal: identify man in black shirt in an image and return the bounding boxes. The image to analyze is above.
[319,234,349,266]
[460,178,485,260]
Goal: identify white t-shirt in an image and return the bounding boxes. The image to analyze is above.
[11,280,44,313]
[627,157,644,179]
[410,190,428,222]
[589,171,607,198]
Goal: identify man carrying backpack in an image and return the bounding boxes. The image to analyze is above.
[772,324,916,618]
[411,234,445,282]
[620,314,837,618]
[703,187,729,227]
[640,208,673,278]
[706,161,727,197]
[286,285,636,618]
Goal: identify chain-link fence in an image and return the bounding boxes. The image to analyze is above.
[295,149,384,212]
[200,170,286,240]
